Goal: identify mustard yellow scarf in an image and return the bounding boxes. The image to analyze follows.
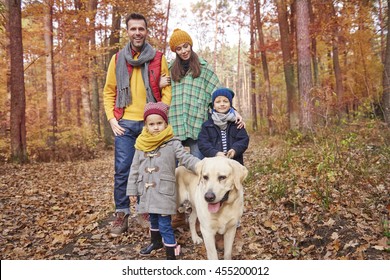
[135,125,174,152]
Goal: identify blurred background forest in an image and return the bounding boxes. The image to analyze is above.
[1,0,390,260]
[1,0,390,163]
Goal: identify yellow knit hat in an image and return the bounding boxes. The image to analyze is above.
[169,28,193,52]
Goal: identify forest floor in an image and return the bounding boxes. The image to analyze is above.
[1,121,390,260]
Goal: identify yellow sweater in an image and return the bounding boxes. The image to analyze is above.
[103,52,171,121]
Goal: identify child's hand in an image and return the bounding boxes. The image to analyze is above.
[130,196,138,204]
[226,149,236,159]
[159,74,171,88]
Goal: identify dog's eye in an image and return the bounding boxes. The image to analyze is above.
[218,176,226,181]
[203,175,209,181]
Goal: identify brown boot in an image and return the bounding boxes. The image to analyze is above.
[110,212,129,237]
[171,212,187,229]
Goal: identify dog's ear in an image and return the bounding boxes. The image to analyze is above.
[229,159,248,190]
[195,159,205,185]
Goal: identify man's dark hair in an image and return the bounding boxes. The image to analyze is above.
[125,13,148,29]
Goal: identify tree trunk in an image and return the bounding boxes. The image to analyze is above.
[89,0,100,135]
[163,0,171,55]
[296,0,313,131]
[8,0,27,163]
[44,0,57,147]
[330,2,345,117]
[104,5,121,146]
[382,0,390,127]
[276,0,299,130]
[236,28,242,113]
[214,0,218,73]
[255,0,273,135]
[77,1,92,126]
[250,0,258,131]
[308,0,319,86]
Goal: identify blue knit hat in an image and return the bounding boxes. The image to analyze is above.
[212,88,235,106]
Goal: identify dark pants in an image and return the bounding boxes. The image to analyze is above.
[149,214,176,246]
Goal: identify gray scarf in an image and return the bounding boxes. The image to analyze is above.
[211,109,237,130]
[115,42,156,108]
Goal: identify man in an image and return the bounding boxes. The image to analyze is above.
[103,13,171,236]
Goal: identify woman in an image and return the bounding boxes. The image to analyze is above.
[162,29,244,228]
[165,28,222,159]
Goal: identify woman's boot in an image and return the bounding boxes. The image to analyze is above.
[140,230,164,255]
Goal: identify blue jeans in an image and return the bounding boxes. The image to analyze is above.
[114,120,143,214]
[149,214,176,246]
[182,138,204,159]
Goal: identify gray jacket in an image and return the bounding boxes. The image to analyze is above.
[127,138,200,215]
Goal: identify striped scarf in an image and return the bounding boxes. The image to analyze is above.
[115,42,156,108]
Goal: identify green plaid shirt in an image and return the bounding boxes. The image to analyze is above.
[168,58,221,141]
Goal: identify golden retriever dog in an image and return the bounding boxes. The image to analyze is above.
[176,156,248,260]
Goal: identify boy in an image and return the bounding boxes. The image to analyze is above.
[198,87,249,165]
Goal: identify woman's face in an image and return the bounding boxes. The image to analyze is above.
[175,42,192,61]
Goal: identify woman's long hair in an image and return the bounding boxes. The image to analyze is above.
[170,50,201,82]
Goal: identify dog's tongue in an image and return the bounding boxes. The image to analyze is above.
[208,202,220,213]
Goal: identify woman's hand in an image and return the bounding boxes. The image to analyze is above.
[159,74,171,88]
[234,110,246,129]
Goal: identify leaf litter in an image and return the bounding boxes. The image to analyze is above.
[0,124,389,260]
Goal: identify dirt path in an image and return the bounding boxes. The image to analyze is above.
[0,134,389,260]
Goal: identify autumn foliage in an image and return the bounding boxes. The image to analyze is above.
[0,0,389,260]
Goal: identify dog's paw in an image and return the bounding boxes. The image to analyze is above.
[192,236,203,245]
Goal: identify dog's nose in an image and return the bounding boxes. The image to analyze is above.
[204,191,216,202]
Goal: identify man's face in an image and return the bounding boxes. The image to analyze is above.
[127,19,148,52]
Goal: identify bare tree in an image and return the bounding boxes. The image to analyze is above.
[44,0,57,146]
[296,0,313,131]
[382,0,390,126]
[163,0,171,55]
[250,0,258,131]
[329,2,345,117]
[255,0,273,135]
[103,5,121,146]
[89,0,100,135]
[276,0,299,130]
[7,0,27,163]
[308,0,319,86]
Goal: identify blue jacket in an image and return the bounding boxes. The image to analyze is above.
[198,119,249,165]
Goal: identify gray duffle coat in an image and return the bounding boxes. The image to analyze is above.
[127,138,200,215]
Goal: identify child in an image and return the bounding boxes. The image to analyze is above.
[198,87,249,165]
[127,102,200,260]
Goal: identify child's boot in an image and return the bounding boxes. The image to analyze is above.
[165,246,176,260]
[140,230,163,255]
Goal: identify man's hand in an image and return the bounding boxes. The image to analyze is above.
[109,118,126,136]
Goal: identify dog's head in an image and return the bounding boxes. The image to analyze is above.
[195,157,248,213]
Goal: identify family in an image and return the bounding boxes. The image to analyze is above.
[103,13,250,260]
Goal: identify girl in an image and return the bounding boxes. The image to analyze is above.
[127,102,200,260]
